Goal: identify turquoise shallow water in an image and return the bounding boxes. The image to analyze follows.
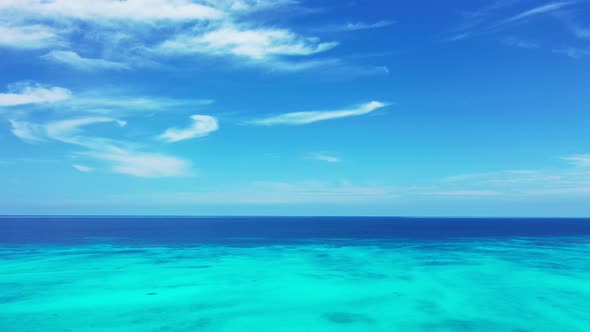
[2,237,590,331]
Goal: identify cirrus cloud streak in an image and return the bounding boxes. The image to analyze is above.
[42,51,130,71]
[252,101,387,126]
[0,83,71,107]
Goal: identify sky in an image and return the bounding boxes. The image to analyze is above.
[0,0,589,217]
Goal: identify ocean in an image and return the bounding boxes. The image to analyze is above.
[1,217,590,331]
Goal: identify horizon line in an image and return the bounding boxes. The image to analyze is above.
[1,215,589,219]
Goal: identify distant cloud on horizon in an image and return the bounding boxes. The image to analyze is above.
[306,152,342,163]
[563,154,590,167]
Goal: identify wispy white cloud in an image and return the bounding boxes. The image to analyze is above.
[0,82,71,107]
[64,95,214,115]
[441,1,511,43]
[0,0,223,22]
[8,120,45,143]
[73,164,93,172]
[40,183,447,209]
[319,20,395,32]
[261,58,389,76]
[527,187,590,195]
[264,58,341,72]
[499,2,574,25]
[42,50,130,71]
[9,116,194,178]
[0,1,384,76]
[145,181,398,204]
[563,155,590,167]
[158,114,219,143]
[44,117,127,146]
[158,24,338,60]
[552,47,590,59]
[203,0,299,13]
[1,80,204,179]
[0,24,63,49]
[441,170,540,183]
[8,117,126,146]
[152,21,391,75]
[306,152,342,163]
[83,149,193,178]
[443,33,472,42]
[1,81,213,115]
[441,170,570,188]
[444,1,576,44]
[503,36,539,49]
[436,156,590,198]
[252,101,387,126]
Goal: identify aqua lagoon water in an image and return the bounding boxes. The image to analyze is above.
[1,217,590,331]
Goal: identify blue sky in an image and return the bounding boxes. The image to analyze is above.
[1,0,589,216]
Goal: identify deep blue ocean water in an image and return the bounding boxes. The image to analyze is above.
[2,216,590,245]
